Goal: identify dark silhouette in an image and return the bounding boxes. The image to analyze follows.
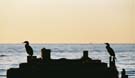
[7,49,121,78]
[105,43,116,60]
[121,69,128,78]
[23,41,33,56]
[121,69,126,77]
[41,48,51,60]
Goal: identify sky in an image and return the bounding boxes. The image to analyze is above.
[0,0,134,43]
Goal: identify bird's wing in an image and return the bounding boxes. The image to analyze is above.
[29,46,33,52]
[109,47,115,56]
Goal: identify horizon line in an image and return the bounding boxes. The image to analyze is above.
[0,42,135,45]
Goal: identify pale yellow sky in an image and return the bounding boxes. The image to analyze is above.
[0,0,134,43]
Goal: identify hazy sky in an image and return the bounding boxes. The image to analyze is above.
[0,0,134,43]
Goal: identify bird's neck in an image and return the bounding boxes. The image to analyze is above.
[25,43,29,46]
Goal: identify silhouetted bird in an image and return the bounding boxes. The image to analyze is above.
[105,43,116,59]
[23,41,33,56]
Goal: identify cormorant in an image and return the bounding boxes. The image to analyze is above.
[105,43,116,59]
[23,41,33,56]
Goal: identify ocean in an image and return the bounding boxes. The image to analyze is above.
[0,44,135,78]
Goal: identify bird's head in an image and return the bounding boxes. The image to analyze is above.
[105,43,110,46]
[23,41,29,44]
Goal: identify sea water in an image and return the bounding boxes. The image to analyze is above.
[0,44,135,78]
